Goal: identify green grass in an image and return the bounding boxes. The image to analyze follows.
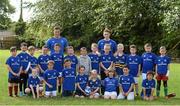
[0,50,180,105]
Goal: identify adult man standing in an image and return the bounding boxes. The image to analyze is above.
[46,26,68,54]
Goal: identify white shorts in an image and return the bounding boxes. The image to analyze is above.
[142,73,147,80]
[117,92,134,100]
[45,91,57,97]
[133,77,138,84]
[104,91,117,97]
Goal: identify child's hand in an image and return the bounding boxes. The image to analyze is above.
[104,70,109,76]
[48,84,53,88]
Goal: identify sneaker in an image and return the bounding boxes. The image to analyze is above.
[9,95,13,97]
[19,92,23,97]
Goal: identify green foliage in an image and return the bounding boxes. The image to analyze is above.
[0,0,15,30]
[23,0,180,57]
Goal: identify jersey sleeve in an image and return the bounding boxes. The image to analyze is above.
[43,72,47,81]
[45,39,51,49]
[76,76,79,83]
[64,38,68,48]
[113,41,117,53]
[5,58,10,65]
[142,80,146,88]
[152,79,156,88]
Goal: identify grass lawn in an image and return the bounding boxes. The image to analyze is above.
[0,50,180,105]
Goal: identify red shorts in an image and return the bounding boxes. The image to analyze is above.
[156,74,168,81]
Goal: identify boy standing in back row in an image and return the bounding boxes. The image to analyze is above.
[17,42,30,96]
[142,43,156,80]
[155,46,171,99]
[6,47,22,97]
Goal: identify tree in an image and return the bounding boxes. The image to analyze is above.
[0,0,15,30]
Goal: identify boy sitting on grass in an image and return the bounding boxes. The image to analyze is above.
[25,69,43,99]
[141,71,156,101]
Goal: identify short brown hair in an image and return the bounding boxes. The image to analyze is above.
[10,46,17,52]
[103,28,112,34]
[54,43,61,47]
[160,46,166,50]
[130,44,137,49]
[67,46,74,50]
[54,26,61,30]
[80,47,87,51]
[91,43,98,48]
[21,42,28,47]
[144,43,152,48]
[28,46,35,51]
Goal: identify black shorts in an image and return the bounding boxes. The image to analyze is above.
[62,90,74,97]
[75,90,86,96]
[20,73,28,83]
[8,77,20,83]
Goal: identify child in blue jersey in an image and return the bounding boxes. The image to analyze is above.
[79,47,91,75]
[98,28,117,54]
[141,71,156,101]
[6,47,22,97]
[127,45,141,96]
[114,43,127,77]
[43,60,59,97]
[46,26,68,54]
[62,59,76,97]
[64,46,78,72]
[88,70,101,99]
[117,66,135,100]
[100,44,114,94]
[25,69,43,99]
[103,69,119,99]
[155,46,171,99]
[51,43,64,93]
[38,45,51,80]
[17,42,30,96]
[142,43,156,80]
[26,46,38,76]
[75,65,89,98]
[88,43,100,74]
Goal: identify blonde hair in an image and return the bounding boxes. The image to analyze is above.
[28,46,35,51]
[89,70,100,80]
[160,46,166,50]
[91,43,98,48]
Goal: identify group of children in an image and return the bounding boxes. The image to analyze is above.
[6,41,172,101]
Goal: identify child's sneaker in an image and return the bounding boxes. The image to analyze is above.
[9,95,13,97]
[19,92,23,97]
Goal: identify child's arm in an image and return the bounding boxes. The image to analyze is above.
[43,79,52,88]
[119,85,125,95]
[38,65,44,73]
[138,64,141,77]
[142,88,147,98]
[29,85,36,99]
[36,85,40,98]
[126,83,134,96]
[151,88,155,97]
[17,66,23,76]
[77,83,86,94]
[100,62,107,70]
[166,64,170,76]
[155,65,158,76]
[7,65,17,76]
[25,62,31,73]
[91,87,99,95]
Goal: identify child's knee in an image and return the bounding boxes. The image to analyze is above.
[25,88,31,94]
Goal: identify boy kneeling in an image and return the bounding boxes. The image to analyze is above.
[141,71,155,101]
[117,66,135,100]
[25,68,43,99]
